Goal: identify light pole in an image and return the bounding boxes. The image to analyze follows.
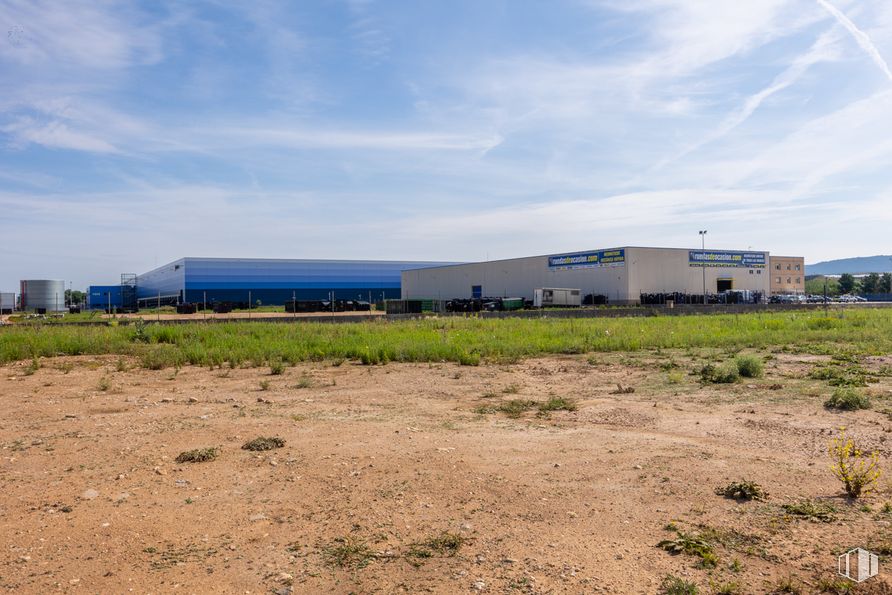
[699,230,708,305]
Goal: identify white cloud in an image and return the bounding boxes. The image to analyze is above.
[656,27,843,167]
[197,126,503,152]
[0,0,164,69]
[816,0,892,82]
[2,117,119,153]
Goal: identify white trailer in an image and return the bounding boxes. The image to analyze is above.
[533,287,582,308]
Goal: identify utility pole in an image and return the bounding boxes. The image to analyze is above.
[248,291,252,319]
[699,230,708,306]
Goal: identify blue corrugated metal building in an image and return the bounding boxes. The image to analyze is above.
[135,257,452,306]
[87,285,124,310]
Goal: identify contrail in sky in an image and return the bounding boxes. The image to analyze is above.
[816,0,892,82]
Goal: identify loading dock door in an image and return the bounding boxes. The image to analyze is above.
[717,278,733,292]
[472,285,482,299]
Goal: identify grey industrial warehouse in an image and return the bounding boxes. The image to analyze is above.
[401,247,801,306]
[4,249,805,313]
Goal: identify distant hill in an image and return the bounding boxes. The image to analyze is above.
[807,255,892,276]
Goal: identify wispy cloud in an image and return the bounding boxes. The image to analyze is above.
[816,0,892,82]
[5,0,892,287]
[656,27,843,168]
[0,0,164,69]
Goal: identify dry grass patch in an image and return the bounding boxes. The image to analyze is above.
[241,437,285,451]
[175,447,219,463]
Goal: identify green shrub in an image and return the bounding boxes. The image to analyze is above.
[269,360,285,375]
[714,480,768,501]
[657,531,713,558]
[660,575,698,595]
[538,396,577,413]
[24,357,40,376]
[141,346,183,370]
[734,355,763,378]
[700,362,739,384]
[824,387,870,411]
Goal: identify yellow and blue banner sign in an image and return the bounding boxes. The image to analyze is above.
[689,251,766,268]
[548,249,626,270]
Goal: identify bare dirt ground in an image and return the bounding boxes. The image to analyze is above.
[2,352,892,594]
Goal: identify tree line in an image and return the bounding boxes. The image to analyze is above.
[806,273,892,296]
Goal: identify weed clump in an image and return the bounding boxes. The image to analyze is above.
[457,351,480,366]
[24,357,40,376]
[323,537,373,568]
[771,576,802,595]
[734,355,763,378]
[537,396,577,413]
[141,347,182,370]
[714,480,768,502]
[824,387,870,411]
[699,362,739,384]
[712,582,742,595]
[781,500,836,522]
[241,437,285,452]
[175,447,219,463]
[660,575,698,595]
[829,429,881,498]
[269,360,285,375]
[498,399,538,418]
[407,532,465,560]
[657,531,714,559]
[810,364,868,387]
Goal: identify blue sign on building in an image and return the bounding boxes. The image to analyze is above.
[548,249,625,270]
[688,251,766,268]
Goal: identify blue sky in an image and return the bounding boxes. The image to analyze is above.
[2,0,892,289]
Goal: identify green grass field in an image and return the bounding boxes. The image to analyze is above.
[1,310,891,369]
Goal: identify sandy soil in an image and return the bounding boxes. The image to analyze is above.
[2,352,892,594]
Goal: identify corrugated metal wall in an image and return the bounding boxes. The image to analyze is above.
[87,286,124,310]
[402,247,774,305]
[136,258,452,305]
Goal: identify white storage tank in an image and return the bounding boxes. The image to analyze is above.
[20,280,66,312]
